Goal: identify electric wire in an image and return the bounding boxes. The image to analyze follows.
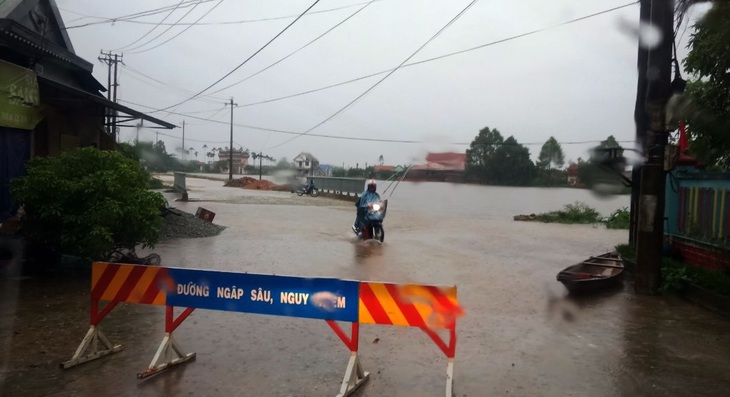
[267,0,481,150]
[207,0,376,96]
[154,0,321,112]
[122,0,205,53]
[240,2,637,108]
[113,0,185,51]
[121,97,636,146]
[127,0,227,54]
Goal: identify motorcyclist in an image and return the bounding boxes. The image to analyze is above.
[353,179,381,234]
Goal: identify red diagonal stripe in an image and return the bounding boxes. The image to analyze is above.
[91,264,120,300]
[112,265,147,303]
[384,284,426,327]
[359,283,392,325]
[424,286,459,311]
[140,267,167,304]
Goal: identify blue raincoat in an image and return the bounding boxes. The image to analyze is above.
[354,190,381,228]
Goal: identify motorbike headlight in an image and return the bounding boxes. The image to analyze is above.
[372,204,381,211]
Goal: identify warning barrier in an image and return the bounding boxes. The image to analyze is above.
[63,263,462,397]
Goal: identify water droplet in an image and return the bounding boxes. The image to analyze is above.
[638,22,663,49]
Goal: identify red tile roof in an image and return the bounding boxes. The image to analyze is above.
[425,152,466,163]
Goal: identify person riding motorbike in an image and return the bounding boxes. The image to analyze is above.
[353,179,381,235]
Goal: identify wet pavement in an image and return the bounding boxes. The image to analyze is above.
[2,178,730,397]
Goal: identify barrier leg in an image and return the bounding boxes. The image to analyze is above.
[62,300,122,369]
[326,321,370,397]
[138,306,196,379]
[61,325,123,369]
[421,326,457,397]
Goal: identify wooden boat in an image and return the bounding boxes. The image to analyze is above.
[556,252,624,294]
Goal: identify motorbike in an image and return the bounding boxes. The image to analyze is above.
[296,182,320,197]
[354,199,387,242]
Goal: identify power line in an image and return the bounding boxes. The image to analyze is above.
[155,0,322,112]
[127,0,226,54]
[62,1,380,28]
[113,0,185,51]
[122,0,205,53]
[121,98,634,147]
[267,0,480,150]
[61,0,216,30]
[121,63,228,103]
[240,2,638,108]
[207,0,376,96]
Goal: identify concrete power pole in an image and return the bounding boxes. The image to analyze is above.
[98,51,122,142]
[228,98,238,181]
[634,0,675,294]
[182,120,186,161]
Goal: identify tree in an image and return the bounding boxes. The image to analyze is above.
[276,157,291,169]
[466,127,504,183]
[489,136,536,186]
[537,136,565,170]
[11,148,167,260]
[684,3,730,168]
[378,155,384,165]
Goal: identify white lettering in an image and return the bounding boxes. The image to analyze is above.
[336,296,346,309]
[280,292,310,305]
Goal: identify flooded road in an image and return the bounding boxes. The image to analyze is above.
[2,178,729,397]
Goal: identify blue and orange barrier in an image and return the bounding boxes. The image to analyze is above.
[63,263,463,397]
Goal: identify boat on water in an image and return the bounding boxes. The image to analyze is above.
[556,252,624,294]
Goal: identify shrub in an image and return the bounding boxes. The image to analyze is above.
[535,202,602,224]
[604,207,630,229]
[11,147,167,260]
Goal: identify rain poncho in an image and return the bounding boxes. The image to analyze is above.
[355,190,381,228]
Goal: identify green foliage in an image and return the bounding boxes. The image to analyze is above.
[684,3,730,168]
[535,202,602,224]
[604,207,630,229]
[332,167,346,177]
[615,243,635,261]
[118,141,199,173]
[537,136,565,170]
[466,127,535,186]
[11,147,167,260]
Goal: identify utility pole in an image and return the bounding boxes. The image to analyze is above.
[259,152,263,181]
[155,130,158,143]
[228,97,238,181]
[182,120,186,161]
[634,0,675,294]
[98,51,122,142]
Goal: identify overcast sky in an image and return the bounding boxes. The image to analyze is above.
[56,0,710,167]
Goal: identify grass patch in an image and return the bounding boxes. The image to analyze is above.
[615,243,730,296]
[535,202,602,224]
[604,207,630,229]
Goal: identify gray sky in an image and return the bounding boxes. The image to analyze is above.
[57,0,710,167]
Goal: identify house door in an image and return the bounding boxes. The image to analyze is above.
[0,127,31,221]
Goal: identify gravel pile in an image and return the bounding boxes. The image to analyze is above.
[159,209,226,239]
[224,176,290,191]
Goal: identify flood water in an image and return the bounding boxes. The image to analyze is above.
[2,178,729,397]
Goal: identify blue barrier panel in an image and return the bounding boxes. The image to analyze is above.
[166,268,359,322]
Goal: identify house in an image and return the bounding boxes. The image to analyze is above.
[407,152,466,182]
[0,0,175,221]
[567,163,579,186]
[217,147,250,174]
[293,152,319,176]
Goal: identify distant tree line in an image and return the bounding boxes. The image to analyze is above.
[465,126,627,189]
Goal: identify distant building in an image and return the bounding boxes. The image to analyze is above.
[218,147,250,174]
[293,152,319,176]
[567,163,579,186]
[407,152,466,182]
